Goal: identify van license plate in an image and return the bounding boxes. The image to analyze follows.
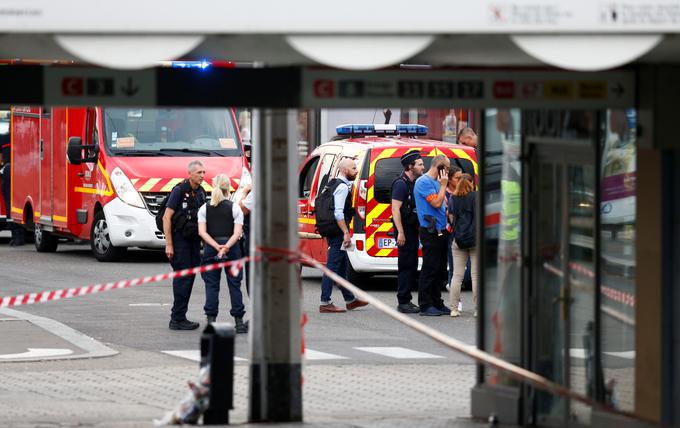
[378,238,397,249]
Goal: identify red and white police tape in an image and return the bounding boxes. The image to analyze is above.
[0,256,254,308]
[0,246,651,425]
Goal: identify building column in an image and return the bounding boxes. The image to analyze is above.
[248,109,302,422]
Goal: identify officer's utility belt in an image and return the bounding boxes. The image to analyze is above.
[419,227,449,237]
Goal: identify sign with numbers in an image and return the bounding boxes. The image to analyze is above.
[302,69,635,108]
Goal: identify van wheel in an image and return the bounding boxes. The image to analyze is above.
[34,225,59,252]
[347,262,370,286]
[91,211,127,262]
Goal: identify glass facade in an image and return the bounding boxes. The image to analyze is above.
[482,108,523,384]
[600,109,637,411]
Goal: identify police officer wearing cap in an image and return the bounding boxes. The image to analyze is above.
[391,150,425,313]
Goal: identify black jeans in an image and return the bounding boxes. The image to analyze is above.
[417,229,448,311]
[169,233,201,322]
[397,226,419,305]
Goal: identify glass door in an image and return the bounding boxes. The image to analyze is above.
[529,143,596,427]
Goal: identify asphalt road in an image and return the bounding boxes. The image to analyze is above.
[0,231,478,367]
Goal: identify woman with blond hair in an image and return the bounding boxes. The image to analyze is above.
[448,173,478,318]
[197,174,248,333]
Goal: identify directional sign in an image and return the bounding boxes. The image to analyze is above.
[45,68,155,106]
[302,69,635,108]
[0,348,73,359]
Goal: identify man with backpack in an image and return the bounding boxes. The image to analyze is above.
[163,160,207,330]
[315,158,369,313]
[391,150,425,313]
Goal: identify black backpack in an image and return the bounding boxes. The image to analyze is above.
[314,178,346,237]
[155,180,204,239]
[390,175,419,227]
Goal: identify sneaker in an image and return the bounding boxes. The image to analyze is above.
[346,299,369,310]
[319,303,346,313]
[397,302,420,314]
[419,306,443,317]
[235,317,248,334]
[206,315,217,324]
[450,309,461,318]
[437,306,452,315]
[169,319,200,330]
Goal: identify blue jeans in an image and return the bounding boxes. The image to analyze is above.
[201,238,245,319]
[320,235,355,304]
[448,233,471,285]
[170,233,201,322]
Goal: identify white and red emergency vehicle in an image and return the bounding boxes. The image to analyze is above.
[10,106,250,261]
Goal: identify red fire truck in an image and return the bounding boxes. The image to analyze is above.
[10,106,250,261]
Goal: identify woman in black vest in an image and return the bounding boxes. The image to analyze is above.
[198,174,248,333]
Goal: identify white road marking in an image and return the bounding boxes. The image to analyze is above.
[304,349,348,360]
[0,348,73,359]
[128,303,171,307]
[570,348,635,360]
[354,347,445,359]
[162,350,247,362]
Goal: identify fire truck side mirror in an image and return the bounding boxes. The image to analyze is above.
[67,137,84,165]
[67,137,99,165]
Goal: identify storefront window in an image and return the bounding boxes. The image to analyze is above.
[599,109,636,411]
[483,109,522,384]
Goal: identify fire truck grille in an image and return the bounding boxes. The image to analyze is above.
[141,193,166,216]
[141,192,211,216]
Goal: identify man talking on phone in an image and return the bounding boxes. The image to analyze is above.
[413,154,452,316]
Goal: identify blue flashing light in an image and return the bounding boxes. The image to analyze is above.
[336,123,428,137]
[170,60,211,70]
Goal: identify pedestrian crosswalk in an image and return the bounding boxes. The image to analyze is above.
[161,345,464,363]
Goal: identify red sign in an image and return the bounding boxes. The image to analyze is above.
[493,81,515,99]
[61,77,84,96]
[313,79,335,98]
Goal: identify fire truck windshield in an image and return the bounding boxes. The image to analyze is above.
[102,108,242,157]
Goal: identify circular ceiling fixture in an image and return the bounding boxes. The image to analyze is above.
[511,34,663,71]
[54,35,205,69]
[286,35,434,70]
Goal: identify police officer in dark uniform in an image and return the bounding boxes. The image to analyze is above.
[163,160,207,330]
[391,150,425,313]
[1,128,23,246]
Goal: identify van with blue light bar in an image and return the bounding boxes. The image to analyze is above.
[335,123,428,137]
[297,122,480,285]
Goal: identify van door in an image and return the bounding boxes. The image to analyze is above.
[298,155,320,258]
[67,107,98,239]
[307,150,340,262]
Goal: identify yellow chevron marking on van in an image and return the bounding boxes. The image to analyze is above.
[11,207,22,215]
[366,203,389,225]
[377,249,393,257]
[201,182,213,192]
[53,215,67,222]
[298,218,316,224]
[130,178,139,185]
[161,178,182,192]
[369,148,397,175]
[377,222,393,232]
[139,178,161,192]
[450,148,479,176]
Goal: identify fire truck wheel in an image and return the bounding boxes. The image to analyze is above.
[34,226,59,253]
[91,211,127,262]
[347,262,370,287]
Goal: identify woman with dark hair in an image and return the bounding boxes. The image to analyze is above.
[448,173,478,317]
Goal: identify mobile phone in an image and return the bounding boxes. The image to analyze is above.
[437,165,445,174]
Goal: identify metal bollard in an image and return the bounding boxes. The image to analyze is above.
[200,322,235,425]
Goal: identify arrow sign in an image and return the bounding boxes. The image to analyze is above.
[121,77,139,96]
[0,348,73,359]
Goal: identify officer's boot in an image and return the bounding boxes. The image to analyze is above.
[235,317,248,334]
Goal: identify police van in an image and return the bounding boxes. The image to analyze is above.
[297,124,478,284]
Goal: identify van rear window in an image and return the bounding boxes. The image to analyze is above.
[373,156,476,204]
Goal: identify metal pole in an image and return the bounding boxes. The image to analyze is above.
[249,109,303,422]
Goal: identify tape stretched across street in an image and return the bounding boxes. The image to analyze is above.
[0,245,652,425]
[0,257,252,308]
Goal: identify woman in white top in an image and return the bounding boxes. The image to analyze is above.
[198,174,247,333]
